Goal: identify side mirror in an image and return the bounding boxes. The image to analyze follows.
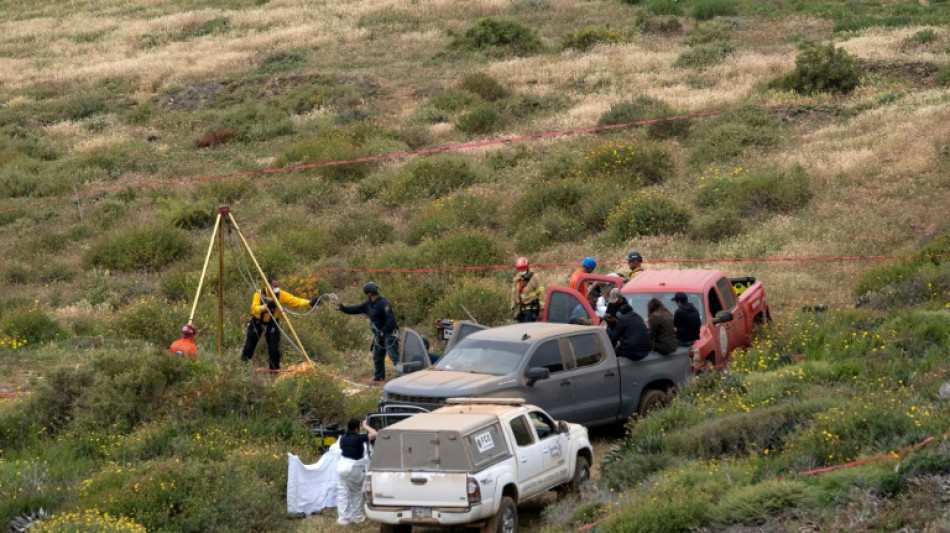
[558,420,570,434]
[525,367,551,386]
[712,310,734,324]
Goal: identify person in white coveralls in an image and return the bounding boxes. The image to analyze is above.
[335,418,377,525]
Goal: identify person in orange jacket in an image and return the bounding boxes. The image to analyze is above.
[568,256,597,297]
[169,323,198,361]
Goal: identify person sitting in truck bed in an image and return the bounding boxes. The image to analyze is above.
[647,298,677,355]
[605,303,651,360]
[672,292,701,347]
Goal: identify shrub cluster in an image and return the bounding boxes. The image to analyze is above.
[561,26,621,51]
[598,96,689,140]
[383,153,488,204]
[691,0,738,21]
[770,41,863,95]
[687,107,781,166]
[580,140,673,185]
[84,226,192,272]
[674,40,736,69]
[448,18,543,56]
[695,165,812,216]
[605,190,690,242]
[406,194,500,245]
[0,309,67,345]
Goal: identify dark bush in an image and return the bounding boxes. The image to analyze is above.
[643,0,684,16]
[675,41,736,68]
[515,180,592,224]
[696,165,812,217]
[84,226,192,272]
[458,73,508,102]
[689,207,743,242]
[384,153,488,204]
[256,50,308,74]
[417,230,507,269]
[456,104,501,134]
[598,96,690,140]
[691,0,738,21]
[157,198,216,230]
[0,309,67,345]
[429,89,481,112]
[606,191,690,242]
[449,18,543,56]
[687,107,781,166]
[561,26,620,51]
[497,93,570,119]
[770,41,863,95]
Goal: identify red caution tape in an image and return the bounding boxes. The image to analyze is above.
[0,83,934,217]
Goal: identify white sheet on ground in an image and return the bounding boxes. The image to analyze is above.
[287,442,341,514]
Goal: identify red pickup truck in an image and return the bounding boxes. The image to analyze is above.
[541,269,770,371]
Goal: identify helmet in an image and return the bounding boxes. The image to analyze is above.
[182,324,196,337]
[626,251,643,263]
[363,281,379,294]
[582,257,597,269]
[515,257,529,271]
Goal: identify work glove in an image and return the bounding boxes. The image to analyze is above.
[309,297,319,307]
[264,298,277,312]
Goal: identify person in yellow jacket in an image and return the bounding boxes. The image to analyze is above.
[241,277,319,370]
[510,257,545,322]
[623,251,645,281]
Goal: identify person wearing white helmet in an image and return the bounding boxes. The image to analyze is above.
[510,256,545,323]
[337,281,399,382]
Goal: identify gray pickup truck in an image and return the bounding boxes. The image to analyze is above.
[381,323,692,428]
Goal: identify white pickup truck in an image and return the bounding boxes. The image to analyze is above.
[364,398,593,533]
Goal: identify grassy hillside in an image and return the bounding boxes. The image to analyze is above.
[1,0,949,531]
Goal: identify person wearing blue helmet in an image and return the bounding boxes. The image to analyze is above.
[569,256,597,297]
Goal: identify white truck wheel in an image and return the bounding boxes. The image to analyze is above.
[481,496,517,533]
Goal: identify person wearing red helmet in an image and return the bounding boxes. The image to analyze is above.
[510,257,545,323]
[169,323,198,361]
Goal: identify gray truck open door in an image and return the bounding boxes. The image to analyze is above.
[444,320,488,353]
[395,328,430,377]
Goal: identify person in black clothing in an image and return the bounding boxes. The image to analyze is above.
[672,292,701,347]
[605,303,652,360]
[337,281,399,382]
[335,418,377,525]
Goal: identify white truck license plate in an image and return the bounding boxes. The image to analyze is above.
[411,507,431,518]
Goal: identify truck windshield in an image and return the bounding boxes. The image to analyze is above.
[433,340,528,375]
[624,292,706,324]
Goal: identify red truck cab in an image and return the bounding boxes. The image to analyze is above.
[542,269,770,371]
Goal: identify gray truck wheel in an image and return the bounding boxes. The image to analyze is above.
[568,456,590,493]
[638,388,669,418]
[481,496,517,533]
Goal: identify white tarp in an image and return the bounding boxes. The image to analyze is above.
[286,443,341,514]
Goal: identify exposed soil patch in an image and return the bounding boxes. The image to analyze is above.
[861,59,940,86]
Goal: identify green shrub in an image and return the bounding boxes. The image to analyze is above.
[428,278,510,327]
[458,73,508,102]
[157,198,216,230]
[0,309,67,344]
[272,373,346,423]
[687,108,781,166]
[561,26,621,51]
[691,0,738,21]
[602,451,673,490]
[605,190,690,242]
[256,50,308,74]
[497,93,570,119]
[934,64,950,87]
[515,180,592,224]
[449,18,543,56]
[38,263,75,283]
[643,0,683,16]
[903,29,937,46]
[197,177,256,205]
[268,175,338,211]
[35,92,112,124]
[695,165,811,217]
[383,153,488,204]
[686,20,733,45]
[406,194,500,244]
[332,217,395,246]
[278,133,376,183]
[114,297,186,346]
[898,452,950,478]
[174,17,230,40]
[514,211,587,252]
[456,104,501,134]
[770,41,863,95]
[675,41,736,68]
[689,207,743,242]
[429,89,481,113]
[636,14,683,35]
[417,230,507,269]
[407,105,449,125]
[597,96,689,140]
[707,480,813,526]
[207,102,294,143]
[84,227,192,272]
[580,140,673,185]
